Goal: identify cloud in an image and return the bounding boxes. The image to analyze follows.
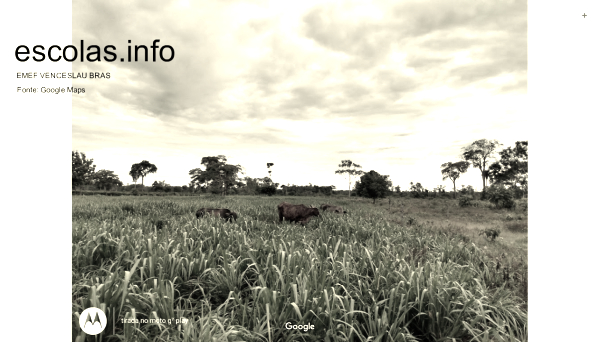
[72,0,527,190]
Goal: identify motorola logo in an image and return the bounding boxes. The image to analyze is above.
[79,307,107,335]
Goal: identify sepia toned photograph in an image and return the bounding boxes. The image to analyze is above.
[71,0,528,341]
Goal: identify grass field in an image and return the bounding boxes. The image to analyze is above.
[72,195,528,342]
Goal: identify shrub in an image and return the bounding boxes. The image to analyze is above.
[121,204,135,214]
[259,185,277,196]
[505,221,528,233]
[440,192,453,199]
[131,189,140,196]
[153,219,168,230]
[487,185,516,210]
[458,185,475,196]
[471,200,494,209]
[517,199,528,212]
[479,228,501,241]
[459,195,474,208]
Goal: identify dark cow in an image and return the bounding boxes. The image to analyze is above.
[277,202,320,225]
[320,204,347,214]
[196,208,238,222]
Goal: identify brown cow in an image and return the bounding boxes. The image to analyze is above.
[277,202,320,225]
[196,208,238,222]
[320,204,347,214]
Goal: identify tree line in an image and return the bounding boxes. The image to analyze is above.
[72,139,527,202]
[331,139,527,203]
[443,139,528,199]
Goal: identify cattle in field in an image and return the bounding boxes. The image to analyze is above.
[277,202,320,225]
[196,208,238,222]
[320,204,347,214]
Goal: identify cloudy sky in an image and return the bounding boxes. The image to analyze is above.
[72,0,527,192]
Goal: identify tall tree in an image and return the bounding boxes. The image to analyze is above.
[130,160,158,187]
[441,161,470,198]
[488,141,528,197]
[335,160,364,197]
[355,170,392,203]
[93,169,123,191]
[189,155,243,196]
[72,151,96,190]
[267,163,274,178]
[129,164,141,189]
[461,139,502,191]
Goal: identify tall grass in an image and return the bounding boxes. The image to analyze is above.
[73,196,527,341]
